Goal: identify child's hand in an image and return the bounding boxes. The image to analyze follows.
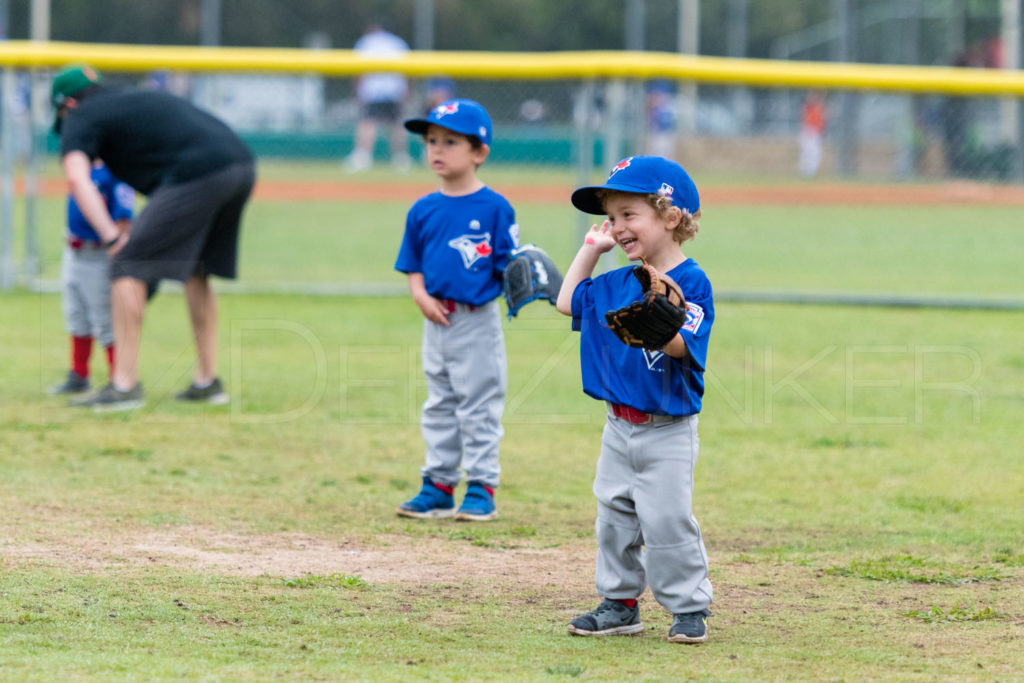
[105,232,129,256]
[557,220,613,315]
[583,220,616,254]
[413,292,451,327]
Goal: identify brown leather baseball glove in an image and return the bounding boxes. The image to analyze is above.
[604,262,687,350]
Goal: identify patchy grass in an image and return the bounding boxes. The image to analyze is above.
[993,548,1024,567]
[904,602,1005,623]
[825,555,1006,585]
[281,573,369,590]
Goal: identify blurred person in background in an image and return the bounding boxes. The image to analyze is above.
[142,69,191,97]
[645,80,678,159]
[344,22,412,173]
[52,64,255,411]
[938,40,1006,178]
[798,90,826,178]
[423,76,455,114]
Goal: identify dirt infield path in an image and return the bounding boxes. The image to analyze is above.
[25,177,1024,206]
[0,523,841,639]
[2,525,584,587]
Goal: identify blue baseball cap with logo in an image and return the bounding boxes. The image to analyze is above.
[571,155,700,215]
[404,98,492,146]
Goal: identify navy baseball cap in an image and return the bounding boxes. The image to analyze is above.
[571,155,700,216]
[404,98,492,146]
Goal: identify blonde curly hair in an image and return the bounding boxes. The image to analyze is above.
[597,190,701,244]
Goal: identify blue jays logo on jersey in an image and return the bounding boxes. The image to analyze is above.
[639,303,704,373]
[683,301,704,333]
[114,184,136,210]
[609,157,633,177]
[642,349,665,372]
[448,234,493,268]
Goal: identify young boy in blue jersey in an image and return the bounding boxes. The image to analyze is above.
[556,155,714,644]
[393,99,519,521]
[48,159,134,396]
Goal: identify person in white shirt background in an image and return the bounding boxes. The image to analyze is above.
[345,22,413,173]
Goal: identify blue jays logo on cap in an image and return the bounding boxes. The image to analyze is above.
[404,98,493,146]
[435,102,460,117]
[570,155,700,216]
[609,158,632,176]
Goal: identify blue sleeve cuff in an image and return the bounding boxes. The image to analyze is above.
[569,279,590,332]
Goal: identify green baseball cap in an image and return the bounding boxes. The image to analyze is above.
[52,64,102,132]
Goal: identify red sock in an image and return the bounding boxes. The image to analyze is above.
[433,482,455,495]
[615,598,637,608]
[71,335,93,379]
[105,344,115,373]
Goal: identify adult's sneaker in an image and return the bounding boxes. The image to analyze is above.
[87,382,145,412]
[667,609,711,644]
[396,477,455,519]
[568,599,643,637]
[48,370,90,395]
[454,481,497,521]
[175,377,229,404]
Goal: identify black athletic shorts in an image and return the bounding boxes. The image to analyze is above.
[111,161,255,283]
[362,101,401,123]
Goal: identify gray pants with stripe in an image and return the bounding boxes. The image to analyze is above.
[60,245,113,346]
[593,412,713,614]
[419,300,506,488]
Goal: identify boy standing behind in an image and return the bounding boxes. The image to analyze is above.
[394,99,519,521]
[49,160,133,396]
[555,155,715,644]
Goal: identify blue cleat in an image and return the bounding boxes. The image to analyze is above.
[454,481,497,521]
[396,477,455,519]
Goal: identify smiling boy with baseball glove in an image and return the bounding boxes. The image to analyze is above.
[554,155,715,644]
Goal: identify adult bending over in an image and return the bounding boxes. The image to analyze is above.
[53,64,255,411]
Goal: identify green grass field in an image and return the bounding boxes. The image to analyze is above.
[19,160,1024,300]
[1,163,1022,680]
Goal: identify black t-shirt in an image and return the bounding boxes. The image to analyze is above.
[60,87,253,195]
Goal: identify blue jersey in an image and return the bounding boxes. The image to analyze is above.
[571,259,713,417]
[67,164,135,242]
[394,186,519,306]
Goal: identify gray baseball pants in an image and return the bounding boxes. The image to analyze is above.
[593,412,713,615]
[60,244,113,346]
[419,300,506,488]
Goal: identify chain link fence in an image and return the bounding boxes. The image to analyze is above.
[1,54,1023,295]
[9,66,1016,178]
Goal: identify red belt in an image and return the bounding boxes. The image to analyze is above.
[68,236,102,251]
[608,402,681,425]
[439,299,476,314]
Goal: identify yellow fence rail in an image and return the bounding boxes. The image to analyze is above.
[1,40,1024,96]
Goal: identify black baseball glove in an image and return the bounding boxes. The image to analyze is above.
[503,244,564,318]
[604,262,687,350]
